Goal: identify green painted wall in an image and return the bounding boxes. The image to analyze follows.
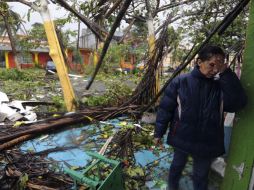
[221,1,254,190]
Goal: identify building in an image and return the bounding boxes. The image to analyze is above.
[80,28,137,71]
[0,35,92,73]
[79,28,97,49]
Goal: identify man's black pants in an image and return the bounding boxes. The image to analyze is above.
[168,149,213,190]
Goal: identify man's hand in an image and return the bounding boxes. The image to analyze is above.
[153,138,164,150]
[218,62,228,73]
[154,138,163,146]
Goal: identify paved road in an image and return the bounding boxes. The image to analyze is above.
[70,76,137,99]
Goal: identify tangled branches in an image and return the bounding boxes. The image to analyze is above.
[0,149,73,190]
[122,26,170,107]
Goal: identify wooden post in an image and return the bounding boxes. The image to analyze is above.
[4,51,10,69]
[34,52,39,66]
[221,0,254,189]
[93,51,99,66]
[38,0,76,111]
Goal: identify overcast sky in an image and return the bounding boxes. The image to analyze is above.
[7,1,178,39]
[7,2,83,33]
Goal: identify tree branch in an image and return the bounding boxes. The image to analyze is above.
[153,0,197,16]
[105,0,122,18]
[118,18,135,43]
[86,0,133,90]
[55,0,106,41]
[3,0,39,11]
[154,10,204,35]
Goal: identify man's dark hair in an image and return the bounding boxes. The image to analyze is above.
[198,45,225,61]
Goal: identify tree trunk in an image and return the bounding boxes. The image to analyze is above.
[145,0,159,96]
[0,114,91,144]
[2,12,21,70]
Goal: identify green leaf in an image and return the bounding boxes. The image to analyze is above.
[18,173,29,190]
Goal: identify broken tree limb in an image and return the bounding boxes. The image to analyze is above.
[31,146,77,156]
[86,0,133,90]
[0,105,140,150]
[217,0,250,35]
[0,114,91,145]
[0,134,32,151]
[118,18,136,44]
[153,0,196,16]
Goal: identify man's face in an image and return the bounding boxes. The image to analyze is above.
[198,55,225,78]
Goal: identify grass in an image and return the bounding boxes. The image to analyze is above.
[0,68,61,113]
[0,68,144,110]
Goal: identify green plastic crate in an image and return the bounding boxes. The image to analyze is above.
[64,151,124,190]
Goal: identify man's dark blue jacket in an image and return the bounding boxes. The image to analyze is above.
[155,66,247,158]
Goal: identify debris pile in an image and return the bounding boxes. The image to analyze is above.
[0,91,55,125]
[0,149,73,190]
[0,91,36,123]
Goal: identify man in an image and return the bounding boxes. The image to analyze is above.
[154,45,247,190]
